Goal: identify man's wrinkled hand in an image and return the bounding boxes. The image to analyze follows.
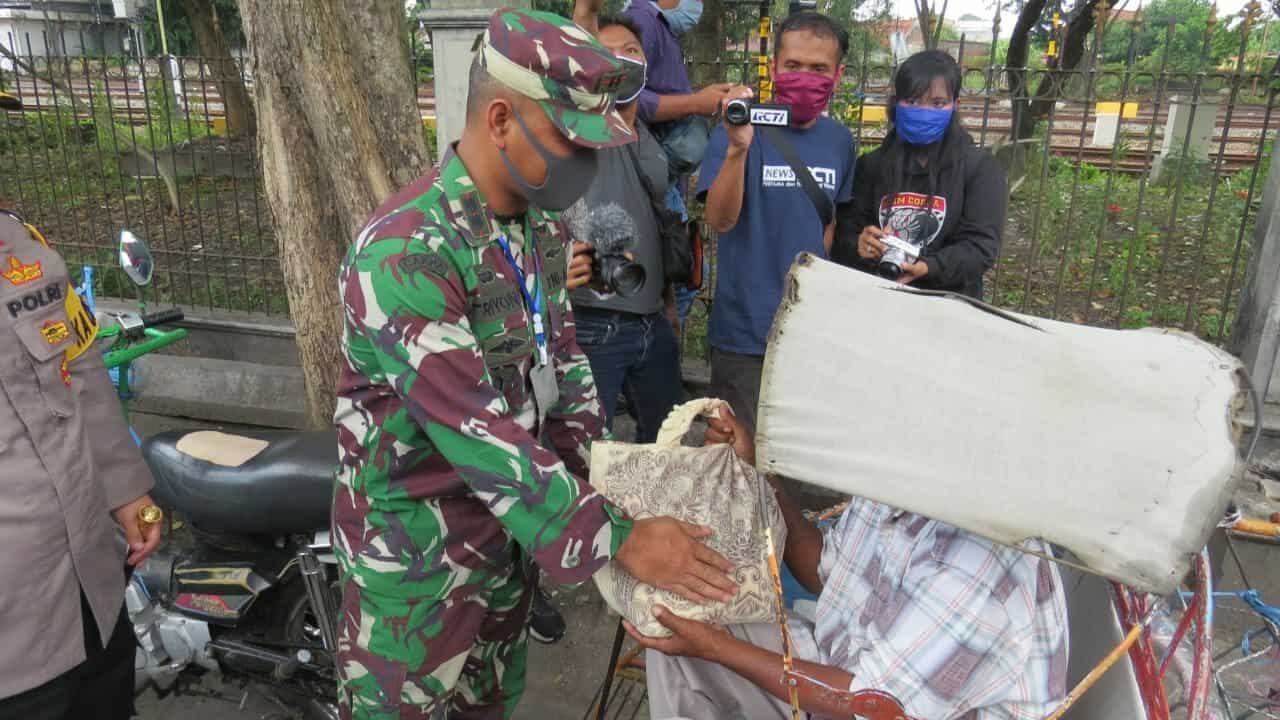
[112,494,162,566]
[568,241,594,291]
[704,403,754,465]
[623,605,734,661]
[616,517,737,605]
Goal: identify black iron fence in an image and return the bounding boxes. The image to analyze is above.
[0,11,1274,356]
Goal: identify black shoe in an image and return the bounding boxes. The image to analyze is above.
[528,589,566,644]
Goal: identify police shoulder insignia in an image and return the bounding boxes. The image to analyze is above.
[398,253,452,279]
[2,256,43,286]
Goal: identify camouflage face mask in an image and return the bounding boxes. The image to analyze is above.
[614,55,647,106]
[499,107,599,211]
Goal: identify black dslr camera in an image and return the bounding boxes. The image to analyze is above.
[594,252,646,297]
[723,99,792,127]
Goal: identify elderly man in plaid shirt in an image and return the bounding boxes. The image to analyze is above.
[626,407,1070,720]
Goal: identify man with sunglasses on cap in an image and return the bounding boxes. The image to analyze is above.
[333,8,737,718]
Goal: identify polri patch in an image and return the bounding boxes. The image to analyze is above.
[41,319,69,345]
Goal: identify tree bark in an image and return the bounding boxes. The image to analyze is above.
[190,0,256,138]
[1005,0,1049,139]
[1004,0,1098,141]
[687,0,726,88]
[236,0,429,428]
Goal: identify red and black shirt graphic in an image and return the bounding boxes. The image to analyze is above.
[879,192,947,250]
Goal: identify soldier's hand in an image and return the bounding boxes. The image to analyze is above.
[568,241,594,291]
[112,494,163,566]
[616,517,737,605]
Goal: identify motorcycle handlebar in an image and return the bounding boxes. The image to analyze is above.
[140,308,184,328]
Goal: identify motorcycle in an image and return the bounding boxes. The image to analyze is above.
[91,231,340,719]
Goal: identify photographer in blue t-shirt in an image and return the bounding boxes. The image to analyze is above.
[698,11,856,436]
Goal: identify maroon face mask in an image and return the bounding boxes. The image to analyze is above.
[772,71,836,124]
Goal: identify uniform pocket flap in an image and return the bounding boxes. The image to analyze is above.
[14,303,74,362]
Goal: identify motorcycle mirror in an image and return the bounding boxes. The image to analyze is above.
[118,230,154,287]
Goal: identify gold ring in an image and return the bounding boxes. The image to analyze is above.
[137,504,163,530]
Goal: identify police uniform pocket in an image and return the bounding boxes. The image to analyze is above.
[13,302,78,417]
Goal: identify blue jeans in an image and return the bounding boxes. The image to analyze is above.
[574,308,683,443]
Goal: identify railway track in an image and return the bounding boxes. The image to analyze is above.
[0,71,1268,173]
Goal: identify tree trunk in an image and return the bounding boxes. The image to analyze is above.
[1027,0,1099,119]
[916,0,935,50]
[1004,0,1098,141]
[1005,0,1049,140]
[236,0,429,428]
[687,0,726,88]
[190,0,256,138]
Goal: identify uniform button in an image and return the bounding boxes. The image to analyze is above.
[565,556,581,568]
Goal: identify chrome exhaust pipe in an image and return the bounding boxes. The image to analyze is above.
[297,548,339,652]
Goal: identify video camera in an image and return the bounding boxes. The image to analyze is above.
[723,99,791,127]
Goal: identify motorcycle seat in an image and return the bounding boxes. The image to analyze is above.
[143,429,335,535]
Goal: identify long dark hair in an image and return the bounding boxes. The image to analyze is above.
[881,51,969,210]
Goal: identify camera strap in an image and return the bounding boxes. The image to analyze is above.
[761,126,834,228]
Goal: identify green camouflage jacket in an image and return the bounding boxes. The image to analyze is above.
[333,147,632,597]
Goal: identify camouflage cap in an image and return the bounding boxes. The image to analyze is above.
[479,7,635,149]
[0,92,21,111]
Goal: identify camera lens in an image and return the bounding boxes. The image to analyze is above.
[877,247,906,280]
[608,260,646,297]
[724,99,749,126]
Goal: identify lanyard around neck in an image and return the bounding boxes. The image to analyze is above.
[495,231,549,366]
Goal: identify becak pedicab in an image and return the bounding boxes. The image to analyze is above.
[590,254,1248,720]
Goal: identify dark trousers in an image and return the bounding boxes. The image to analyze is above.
[576,308,684,443]
[0,591,135,720]
[708,347,764,435]
[710,346,842,511]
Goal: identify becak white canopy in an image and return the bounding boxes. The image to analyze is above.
[755,254,1246,595]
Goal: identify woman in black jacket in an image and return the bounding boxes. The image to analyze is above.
[832,50,1005,299]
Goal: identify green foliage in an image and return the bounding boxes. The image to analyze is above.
[140,0,245,56]
[1000,135,1267,339]
[1096,0,1240,74]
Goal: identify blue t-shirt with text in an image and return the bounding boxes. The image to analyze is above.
[697,118,856,356]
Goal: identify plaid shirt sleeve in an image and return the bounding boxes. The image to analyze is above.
[809,501,1069,720]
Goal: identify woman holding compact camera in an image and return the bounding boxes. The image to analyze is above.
[832,50,1005,299]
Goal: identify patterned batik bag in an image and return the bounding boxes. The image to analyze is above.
[590,398,787,637]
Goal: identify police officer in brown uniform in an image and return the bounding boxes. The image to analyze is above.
[0,207,162,719]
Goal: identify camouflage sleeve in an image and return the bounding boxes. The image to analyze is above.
[543,231,606,479]
[344,233,631,584]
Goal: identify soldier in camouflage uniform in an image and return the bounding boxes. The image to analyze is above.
[333,8,738,719]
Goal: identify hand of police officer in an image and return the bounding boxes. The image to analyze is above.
[857,225,887,261]
[568,241,594,291]
[721,86,755,152]
[112,493,162,566]
[695,83,734,116]
[616,517,738,605]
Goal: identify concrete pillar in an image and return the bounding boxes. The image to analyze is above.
[1230,140,1280,404]
[419,0,531,150]
[1151,96,1220,181]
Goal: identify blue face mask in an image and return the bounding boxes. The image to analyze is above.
[894,104,953,146]
[659,0,702,35]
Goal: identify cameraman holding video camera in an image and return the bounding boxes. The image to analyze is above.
[831,50,1005,299]
[700,10,856,435]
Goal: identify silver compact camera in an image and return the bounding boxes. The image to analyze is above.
[877,234,923,280]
